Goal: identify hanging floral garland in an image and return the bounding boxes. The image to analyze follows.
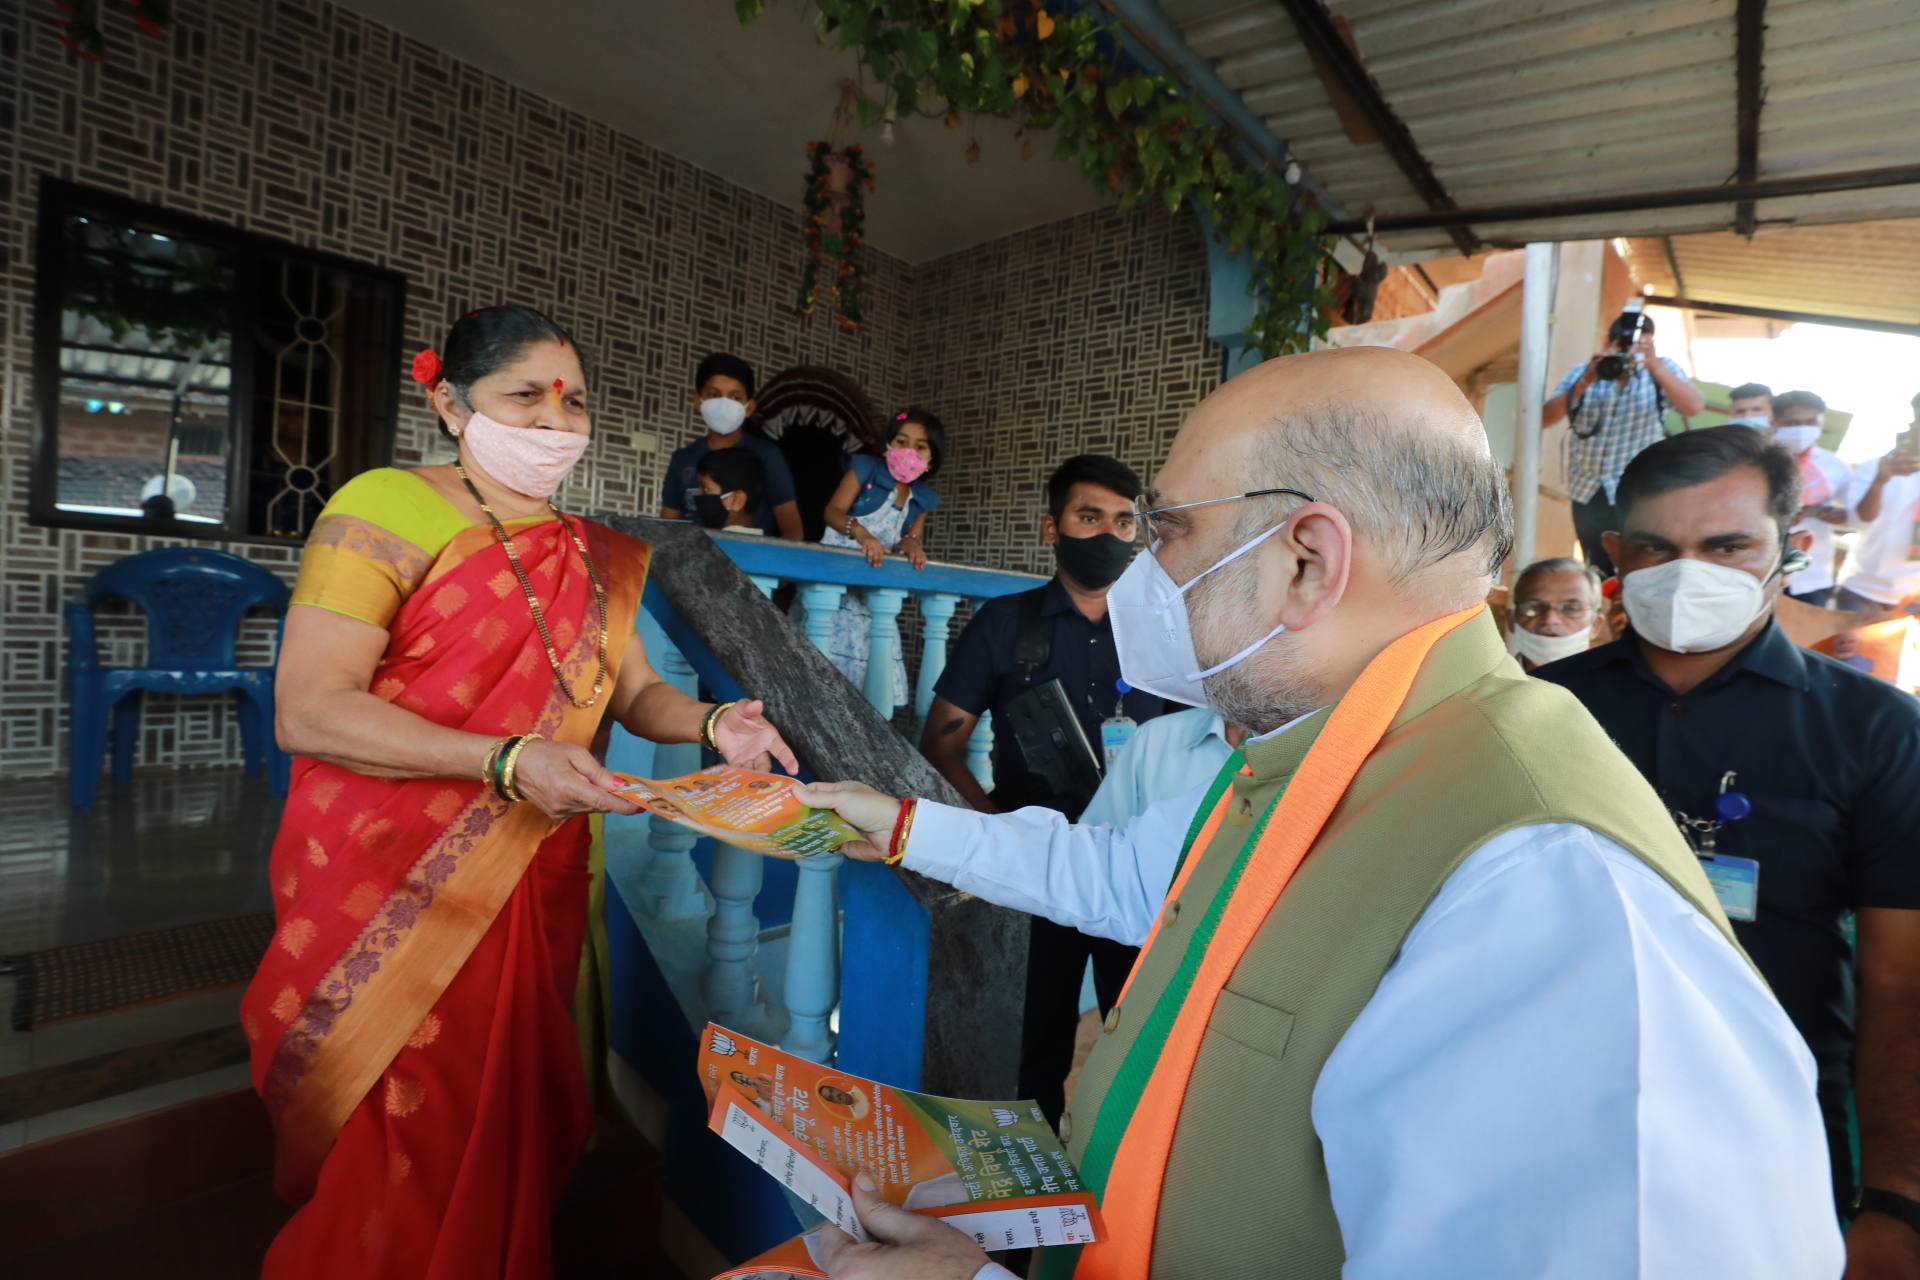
[739,0,1331,357]
[53,0,173,62]
[797,141,875,332]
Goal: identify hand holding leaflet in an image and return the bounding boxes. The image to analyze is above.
[612,766,860,859]
[698,1025,1104,1279]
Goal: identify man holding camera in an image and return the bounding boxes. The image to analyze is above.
[1543,308,1704,575]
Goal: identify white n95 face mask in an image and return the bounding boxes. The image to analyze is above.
[700,398,747,435]
[1508,623,1593,667]
[1771,425,1822,454]
[1620,556,1772,654]
[1109,523,1290,709]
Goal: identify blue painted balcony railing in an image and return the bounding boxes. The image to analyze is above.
[597,532,1045,1262]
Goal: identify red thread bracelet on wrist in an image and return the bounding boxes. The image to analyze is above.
[885,798,916,865]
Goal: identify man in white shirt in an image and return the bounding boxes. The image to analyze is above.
[800,347,1839,1280]
[1768,390,1856,607]
[1837,393,1920,617]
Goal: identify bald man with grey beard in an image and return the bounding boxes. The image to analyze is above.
[793,348,1838,1280]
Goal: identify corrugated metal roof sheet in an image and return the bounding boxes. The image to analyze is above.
[1625,218,1920,325]
[1163,0,1920,256]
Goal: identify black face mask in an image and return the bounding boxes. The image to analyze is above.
[1054,531,1133,590]
[693,493,734,529]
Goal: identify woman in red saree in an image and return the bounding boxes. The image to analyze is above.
[244,305,797,1278]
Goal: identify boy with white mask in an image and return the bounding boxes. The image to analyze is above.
[1539,425,1920,1255]
[1768,389,1856,607]
[659,352,803,539]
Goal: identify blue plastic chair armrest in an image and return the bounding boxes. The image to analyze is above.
[64,602,101,671]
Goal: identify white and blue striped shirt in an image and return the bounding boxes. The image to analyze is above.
[1556,356,1690,504]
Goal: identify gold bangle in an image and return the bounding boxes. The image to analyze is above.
[500,733,542,802]
[701,701,738,754]
[480,737,507,787]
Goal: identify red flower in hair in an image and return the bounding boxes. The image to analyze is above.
[411,349,442,386]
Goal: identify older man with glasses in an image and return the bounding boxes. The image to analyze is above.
[1507,557,1608,672]
[797,347,1837,1280]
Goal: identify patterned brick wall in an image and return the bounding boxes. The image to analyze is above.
[0,0,917,776]
[0,1,1216,778]
[911,207,1218,580]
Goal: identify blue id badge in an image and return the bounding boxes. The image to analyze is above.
[1700,855,1759,922]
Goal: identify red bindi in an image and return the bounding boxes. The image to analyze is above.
[552,379,564,393]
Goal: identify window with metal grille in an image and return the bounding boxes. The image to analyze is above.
[31,180,405,541]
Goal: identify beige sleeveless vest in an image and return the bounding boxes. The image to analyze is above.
[1059,611,1741,1279]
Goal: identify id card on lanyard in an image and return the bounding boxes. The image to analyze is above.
[1700,855,1759,922]
[1676,771,1759,922]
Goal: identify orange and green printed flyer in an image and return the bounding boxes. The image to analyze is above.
[611,766,859,859]
[698,1024,1104,1279]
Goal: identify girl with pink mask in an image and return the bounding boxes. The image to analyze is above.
[249,305,796,1280]
[808,408,948,703]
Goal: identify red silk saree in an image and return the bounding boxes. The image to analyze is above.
[242,470,648,1279]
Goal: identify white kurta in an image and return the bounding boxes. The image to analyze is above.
[907,793,1843,1279]
[1785,445,1856,595]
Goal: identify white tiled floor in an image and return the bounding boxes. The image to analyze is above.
[0,767,278,1152]
[0,767,278,955]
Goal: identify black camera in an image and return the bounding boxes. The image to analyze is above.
[1595,302,1652,381]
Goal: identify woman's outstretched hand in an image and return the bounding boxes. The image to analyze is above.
[509,739,644,819]
[713,698,801,774]
[791,781,902,860]
[808,1172,991,1280]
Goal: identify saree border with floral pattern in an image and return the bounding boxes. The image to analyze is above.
[243,515,648,1202]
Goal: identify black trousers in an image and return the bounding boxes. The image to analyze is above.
[1019,916,1138,1127]
[1571,494,1620,577]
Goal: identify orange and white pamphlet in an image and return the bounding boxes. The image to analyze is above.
[611,766,860,859]
[698,1024,1104,1278]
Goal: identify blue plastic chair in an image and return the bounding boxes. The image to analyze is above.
[66,548,292,809]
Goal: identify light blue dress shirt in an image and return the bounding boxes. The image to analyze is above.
[1079,706,1236,830]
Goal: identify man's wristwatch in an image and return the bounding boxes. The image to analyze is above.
[1855,1187,1920,1234]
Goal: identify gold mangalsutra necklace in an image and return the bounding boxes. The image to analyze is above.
[456,463,609,709]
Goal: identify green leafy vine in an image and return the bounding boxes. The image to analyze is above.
[738,0,1331,357]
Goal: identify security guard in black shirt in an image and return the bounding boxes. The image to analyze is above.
[1535,427,1920,1274]
[922,455,1167,1124]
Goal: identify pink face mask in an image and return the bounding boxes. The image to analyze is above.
[456,411,590,499]
[885,447,929,484]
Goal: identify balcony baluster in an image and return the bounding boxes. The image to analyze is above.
[861,587,909,714]
[703,573,781,1038]
[632,609,705,920]
[911,592,961,725]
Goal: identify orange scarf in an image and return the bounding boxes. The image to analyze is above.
[1076,604,1483,1280]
